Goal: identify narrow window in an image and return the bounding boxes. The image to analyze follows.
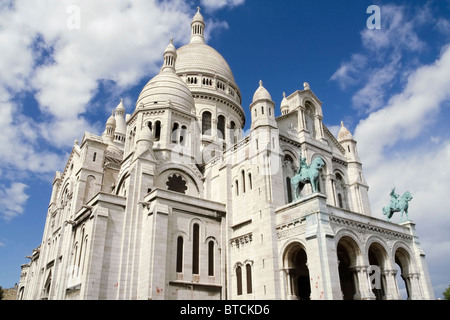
[217,115,225,140]
[241,170,246,193]
[230,121,236,143]
[236,266,243,296]
[286,177,293,203]
[202,111,212,135]
[248,173,252,190]
[180,125,187,146]
[93,152,97,162]
[261,106,264,115]
[155,121,161,141]
[193,224,200,275]
[208,241,214,276]
[176,236,183,273]
[246,264,253,294]
[235,180,239,196]
[171,122,179,143]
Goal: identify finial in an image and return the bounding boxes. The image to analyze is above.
[303,82,310,90]
[259,80,263,87]
[283,92,286,98]
[197,6,201,13]
[341,121,344,127]
[170,37,173,44]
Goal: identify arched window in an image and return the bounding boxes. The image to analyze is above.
[176,236,183,273]
[217,115,225,140]
[192,223,200,275]
[246,264,253,294]
[154,121,161,141]
[180,125,187,146]
[202,111,212,135]
[171,122,179,143]
[208,241,214,276]
[286,177,293,203]
[236,266,243,296]
[230,121,236,144]
[248,173,252,190]
[235,180,239,196]
[241,170,246,193]
[92,152,97,162]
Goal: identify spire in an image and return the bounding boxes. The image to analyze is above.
[161,38,177,73]
[190,7,205,43]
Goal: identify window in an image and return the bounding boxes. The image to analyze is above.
[202,111,212,135]
[241,170,246,193]
[236,266,243,295]
[171,122,179,143]
[193,224,200,275]
[93,152,97,162]
[208,241,214,276]
[261,106,264,115]
[166,174,188,194]
[180,125,187,146]
[248,173,252,190]
[246,264,253,294]
[235,180,239,196]
[217,115,225,140]
[286,177,292,203]
[154,121,161,141]
[176,236,183,273]
[230,121,236,143]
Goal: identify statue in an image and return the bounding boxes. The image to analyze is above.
[291,154,325,201]
[382,188,413,222]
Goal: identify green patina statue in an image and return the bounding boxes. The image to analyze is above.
[291,153,325,201]
[382,187,413,222]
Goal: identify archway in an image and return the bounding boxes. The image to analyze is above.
[283,243,310,300]
[368,242,388,300]
[395,247,412,299]
[337,236,361,300]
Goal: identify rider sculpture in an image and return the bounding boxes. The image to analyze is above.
[290,152,325,201]
[382,187,413,222]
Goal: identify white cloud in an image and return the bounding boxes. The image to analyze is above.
[0,0,198,163]
[200,0,245,11]
[355,44,450,168]
[0,182,29,220]
[331,4,428,113]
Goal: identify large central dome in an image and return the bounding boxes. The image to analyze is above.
[175,42,236,84]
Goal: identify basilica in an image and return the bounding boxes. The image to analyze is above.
[17,8,434,300]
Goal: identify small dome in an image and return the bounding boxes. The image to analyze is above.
[164,38,177,56]
[136,72,195,112]
[337,121,353,141]
[252,80,272,103]
[106,112,116,127]
[192,7,204,24]
[136,40,195,113]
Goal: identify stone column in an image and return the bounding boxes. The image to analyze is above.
[352,266,376,300]
[382,269,400,300]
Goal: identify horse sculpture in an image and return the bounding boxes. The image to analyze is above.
[291,156,325,201]
[382,188,413,222]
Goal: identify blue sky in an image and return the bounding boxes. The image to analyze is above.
[1,0,450,299]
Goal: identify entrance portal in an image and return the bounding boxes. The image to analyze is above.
[283,243,310,300]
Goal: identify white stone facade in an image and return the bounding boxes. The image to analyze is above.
[17,8,434,300]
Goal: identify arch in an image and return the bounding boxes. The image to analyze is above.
[367,240,390,300]
[282,241,310,300]
[304,101,316,138]
[217,115,226,140]
[334,171,348,209]
[154,120,161,141]
[394,245,415,299]
[236,264,243,295]
[202,111,212,135]
[336,235,363,300]
[156,164,203,196]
